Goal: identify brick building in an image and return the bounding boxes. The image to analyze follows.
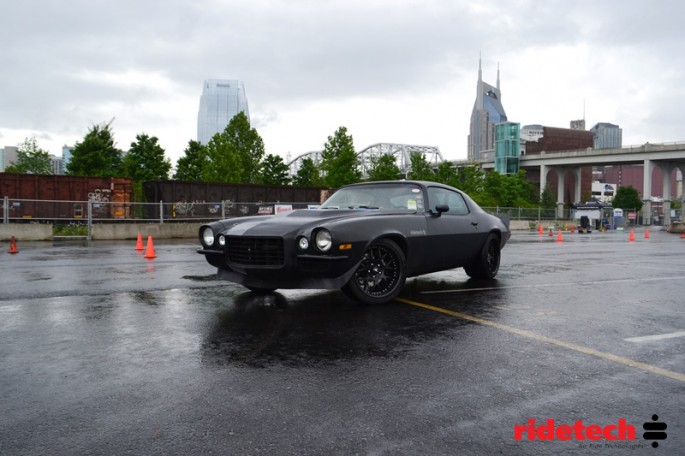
[523,126,594,204]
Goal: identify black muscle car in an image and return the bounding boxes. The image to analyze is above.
[198,181,510,304]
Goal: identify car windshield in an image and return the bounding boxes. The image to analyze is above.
[319,183,425,212]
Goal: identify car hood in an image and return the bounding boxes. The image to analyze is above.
[220,209,408,237]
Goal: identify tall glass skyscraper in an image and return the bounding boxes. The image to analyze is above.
[468,57,507,161]
[494,122,520,175]
[590,122,622,149]
[197,79,250,145]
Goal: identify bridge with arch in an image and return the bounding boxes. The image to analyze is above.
[287,143,444,179]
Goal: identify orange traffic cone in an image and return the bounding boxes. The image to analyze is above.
[680,232,685,239]
[9,236,18,254]
[538,224,544,235]
[570,224,575,234]
[144,235,156,259]
[629,229,635,242]
[556,230,563,243]
[645,229,650,239]
[135,233,144,251]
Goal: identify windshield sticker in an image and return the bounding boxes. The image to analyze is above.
[407,200,417,210]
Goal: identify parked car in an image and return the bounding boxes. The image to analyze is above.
[197,181,511,304]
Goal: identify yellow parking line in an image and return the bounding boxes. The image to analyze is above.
[396,298,685,383]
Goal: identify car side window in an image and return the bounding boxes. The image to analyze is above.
[427,187,469,215]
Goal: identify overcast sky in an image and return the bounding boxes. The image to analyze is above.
[1,0,684,165]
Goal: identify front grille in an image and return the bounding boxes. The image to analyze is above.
[227,236,284,267]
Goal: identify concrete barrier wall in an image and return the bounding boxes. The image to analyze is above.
[509,220,531,231]
[0,224,53,241]
[91,223,204,240]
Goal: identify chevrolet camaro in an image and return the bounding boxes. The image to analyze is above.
[198,180,510,304]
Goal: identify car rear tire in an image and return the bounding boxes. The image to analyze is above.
[464,233,500,280]
[342,239,406,305]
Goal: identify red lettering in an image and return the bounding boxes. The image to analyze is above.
[572,420,586,440]
[536,419,555,440]
[514,418,637,442]
[618,418,636,440]
[603,424,617,440]
[514,424,526,440]
[526,419,536,440]
[586,424,602,440]
[556,424,572,441]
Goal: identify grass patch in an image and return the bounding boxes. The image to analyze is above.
[53,223,88,236]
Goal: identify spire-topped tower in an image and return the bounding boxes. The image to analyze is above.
[478,52,483,82]
[497,62,500,91]
[467,56,507,161]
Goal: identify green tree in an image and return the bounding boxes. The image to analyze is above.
[540,185,556,208]
[612,185,643,212]
[4,137,52,174]
[407,152,435,181]
[367,154,402,181]
[202,131,242,182]
[67,123,123,177]
[455,164,485,196]
[119,133,171,206]
[320,126,361,188]
[260,154,291,186]
[122,133,171,182]
[174,140,207,181]
[434,161,458,187]
[478,170,538,208]
[292,157,322,187]
[202,112,265,183]
[477,171,503,207]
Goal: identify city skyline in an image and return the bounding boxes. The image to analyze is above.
[1,1,683,165]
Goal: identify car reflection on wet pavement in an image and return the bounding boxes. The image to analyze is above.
[1,233,683,455]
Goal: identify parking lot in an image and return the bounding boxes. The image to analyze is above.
[1,229,683,455]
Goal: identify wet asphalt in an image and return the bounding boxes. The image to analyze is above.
[0,229,684,455]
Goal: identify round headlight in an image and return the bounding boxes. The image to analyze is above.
[298,236,309,251]
[218,235,226,247]
[315,229,332,252]
[202,227,215,247]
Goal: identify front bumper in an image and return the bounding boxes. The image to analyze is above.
[197,247,362,290]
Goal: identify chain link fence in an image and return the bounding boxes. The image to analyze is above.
[0,197,318,226]
[3,197,673,233]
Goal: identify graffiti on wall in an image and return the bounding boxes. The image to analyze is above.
[88,189,111,203]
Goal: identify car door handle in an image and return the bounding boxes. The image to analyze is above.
[471,221,479,226]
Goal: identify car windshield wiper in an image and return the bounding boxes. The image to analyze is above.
[320,206,339,209]
[348,205,379,210]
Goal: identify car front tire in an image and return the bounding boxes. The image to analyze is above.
[342,239,407,305]
[464,233,501,280]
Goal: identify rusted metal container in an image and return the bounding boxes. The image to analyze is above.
[0,173,133,220]
[142,180,328,219]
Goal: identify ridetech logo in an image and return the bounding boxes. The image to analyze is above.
[514,417,668,448]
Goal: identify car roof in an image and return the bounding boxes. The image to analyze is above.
[342,180,457,191]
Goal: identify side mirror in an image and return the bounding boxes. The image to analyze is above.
[433,204,449,217]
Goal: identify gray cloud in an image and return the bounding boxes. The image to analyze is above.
[1,0,684,160]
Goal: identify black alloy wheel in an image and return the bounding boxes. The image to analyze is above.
[464,233,500,280]
[342,239,406,304]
